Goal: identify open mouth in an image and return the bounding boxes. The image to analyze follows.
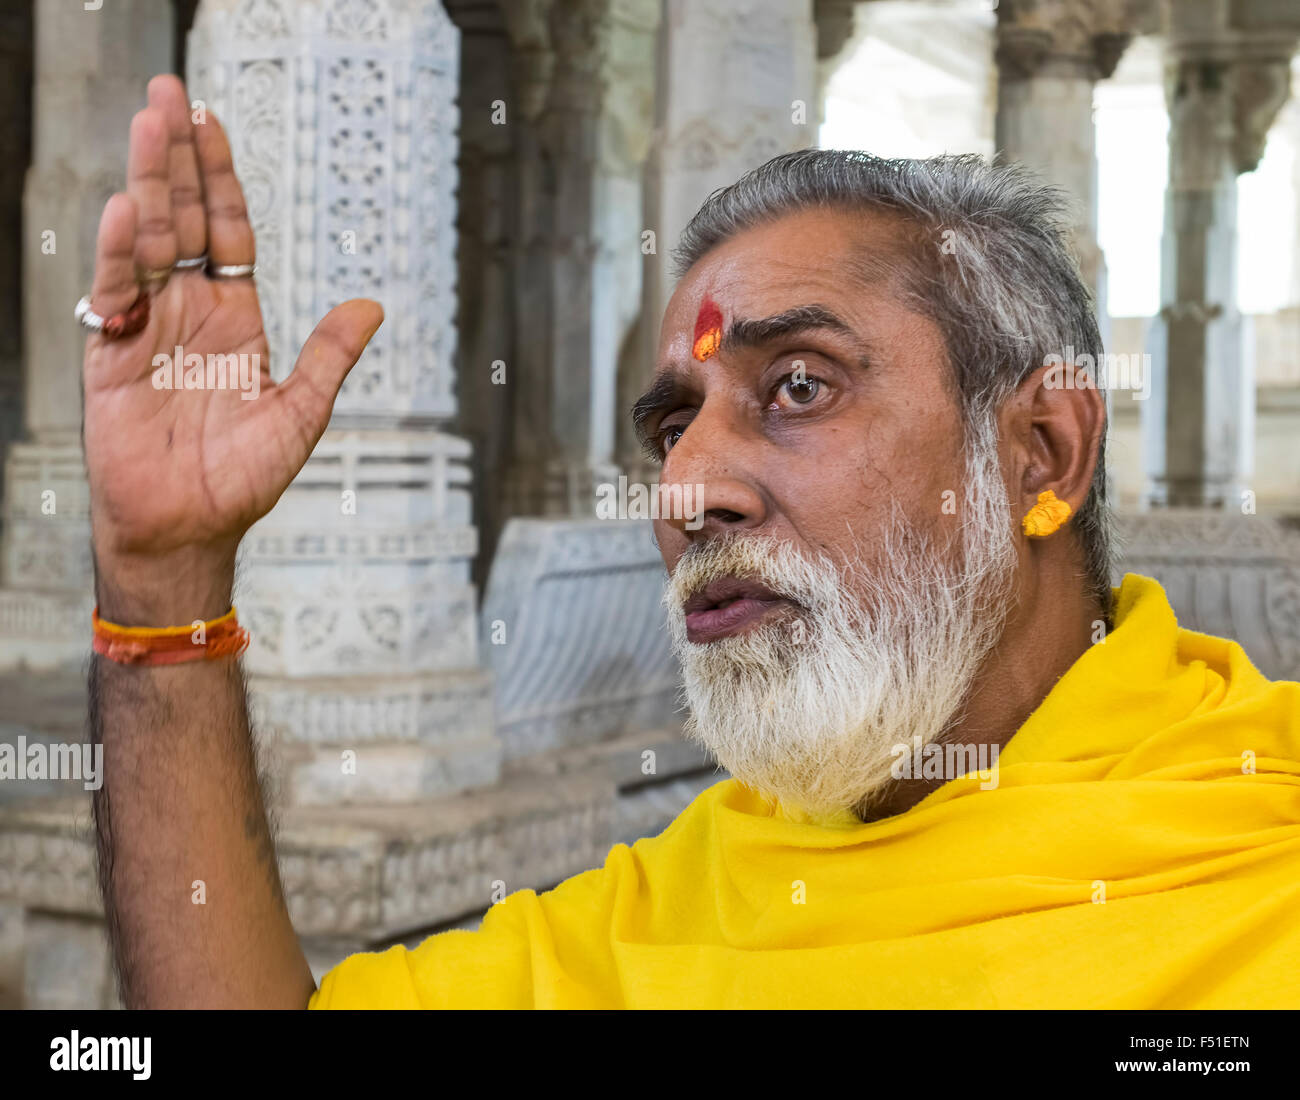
[681,576,798,644]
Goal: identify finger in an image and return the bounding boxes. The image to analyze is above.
[280,300,384,436]
[193,111,255,267]
[147,75,206,263]
[127,107,177,275]
[89,193,141,320]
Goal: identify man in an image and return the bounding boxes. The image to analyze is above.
[84,77,1299,1009]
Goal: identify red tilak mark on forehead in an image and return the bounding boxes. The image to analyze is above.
[692,296,723,361]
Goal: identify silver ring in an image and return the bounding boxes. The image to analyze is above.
[74,296,105,333]
[175,254,208,270]
[207,261,257,279]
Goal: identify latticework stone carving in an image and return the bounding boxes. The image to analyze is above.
[188,0,459,419]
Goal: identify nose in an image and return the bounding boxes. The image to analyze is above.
[658,399,769,540]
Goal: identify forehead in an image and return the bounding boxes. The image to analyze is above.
[658,206,915,360]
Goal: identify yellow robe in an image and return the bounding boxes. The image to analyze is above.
[309,574,1300,1008]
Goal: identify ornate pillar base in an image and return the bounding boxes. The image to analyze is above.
[0,768,618,1005]
[237,429,500,807]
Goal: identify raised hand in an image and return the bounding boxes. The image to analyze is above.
[83,75,382,623]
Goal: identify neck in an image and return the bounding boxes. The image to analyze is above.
[856,556,1105,823]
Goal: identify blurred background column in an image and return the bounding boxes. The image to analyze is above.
[621,0,819,475]
[994,0,1142,324]
[451,0,660,577]
[503,0,660,521]
[0,1,32,495]
[1142,1,1296,508]
[0,0,171,668]
[813,0,858,130]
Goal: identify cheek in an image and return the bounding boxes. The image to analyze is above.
[765,432,883,545]
[775,418,963,542]
[653,517,687,571]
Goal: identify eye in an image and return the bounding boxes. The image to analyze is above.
[660,424,686,456]
[769,372,823,410]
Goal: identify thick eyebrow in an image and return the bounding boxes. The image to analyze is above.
[721,303,865,360]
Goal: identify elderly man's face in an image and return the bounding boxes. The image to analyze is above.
[639,207,1019,816]
[647,207,967,617]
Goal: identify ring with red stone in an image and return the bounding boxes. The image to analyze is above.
[75,290,151,340]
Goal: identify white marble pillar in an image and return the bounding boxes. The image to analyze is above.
[994,0,1134,317]
[1142,14,1295,508]
[186,0,498,805]
[0,0,173,668]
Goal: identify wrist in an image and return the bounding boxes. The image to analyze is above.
[94,545,237,626]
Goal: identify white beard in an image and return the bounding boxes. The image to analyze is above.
[663,434,1018,819]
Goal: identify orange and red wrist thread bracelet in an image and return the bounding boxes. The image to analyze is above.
[92,606,250,666]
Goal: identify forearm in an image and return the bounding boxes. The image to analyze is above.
[91,554,314,1008]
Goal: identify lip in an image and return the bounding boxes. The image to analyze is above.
[682,576,796,644]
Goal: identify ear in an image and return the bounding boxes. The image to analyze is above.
[999,359,1106,524]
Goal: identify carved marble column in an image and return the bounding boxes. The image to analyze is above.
[186,0,498,805]
[0,0,173,668]
[994,0,1137,309]
[492,0,659,521]
[1142,11,1296,507]
[619,0,818,474]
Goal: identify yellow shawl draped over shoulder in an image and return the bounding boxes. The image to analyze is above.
[310,574,1300,1008]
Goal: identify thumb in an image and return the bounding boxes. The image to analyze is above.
[282,297,384,429]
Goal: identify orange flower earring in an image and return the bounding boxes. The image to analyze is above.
[1021,490,1072,537]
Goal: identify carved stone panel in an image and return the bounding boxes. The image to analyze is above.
[480,518,683,759]
[1114,511,1300,681]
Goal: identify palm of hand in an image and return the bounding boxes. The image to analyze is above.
[86,275,306,558]
[83,76,381,566]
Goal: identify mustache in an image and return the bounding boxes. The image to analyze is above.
[664,532,826,612]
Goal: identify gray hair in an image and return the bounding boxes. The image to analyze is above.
[672,149,1113,612]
